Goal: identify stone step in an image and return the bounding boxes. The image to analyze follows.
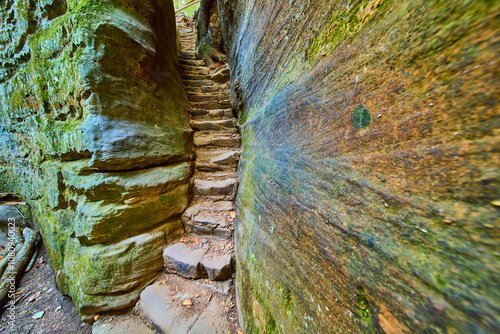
[184,79,214,87]
[190,100,233,110]
[93,314,155,334]
[138,274,235,334]
[200,85,220,93]
[219,99,231,108]
[217,92,230,100]
[182,201,236,240]
[180,59,205,67]
[163,235,233,280]
[187,211,234,239]
[194,132,241,148]
[194,170,239,182]
[188,93,218,103]
[190,119,236,131]
[185,199,236,213]
[186,86,202,94]
[181,51,196,59]
[190,100,220,110]
[194,178,239,197]
[209,150,240,166]
[190,108,233,119]
[182,73,210,81]
[195,150,240,172]
[180,64,210,74]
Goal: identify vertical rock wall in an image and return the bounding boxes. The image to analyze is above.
[219,0,499,332]
[0,0,192,321]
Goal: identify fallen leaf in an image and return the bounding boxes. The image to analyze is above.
[171,310,175,315]
[229,211,236,218]
[491,200,500,207]
[94,315,100,321]
[55,306,62,312]
[28,291,40,302]
[159,280,167,286]
[32,311,44,320]
[210,322,214,326]
[182,299,193,306]
[238,329,244,334]
[38,258,46,264]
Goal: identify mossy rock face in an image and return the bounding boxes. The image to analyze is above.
[0,0,191,320]
[220,0,500,333]
[64,230,173,320]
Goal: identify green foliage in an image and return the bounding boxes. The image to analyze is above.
[173,0,199,17]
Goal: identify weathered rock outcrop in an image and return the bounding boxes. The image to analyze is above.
[0,0,191,321]
[219,0,500,332]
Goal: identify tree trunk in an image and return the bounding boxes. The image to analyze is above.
[196,0,226,66]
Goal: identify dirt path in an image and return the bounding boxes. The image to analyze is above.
[0,245,92,334]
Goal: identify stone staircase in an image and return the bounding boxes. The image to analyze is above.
[93,16,240,334]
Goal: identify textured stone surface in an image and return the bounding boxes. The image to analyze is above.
[202,253,232,281]
[0,0,191,320]
[163,236,234,281]
[219,0,500,333]
[138,274,231,334]
[163,242,206,279]
[93,314,155,334]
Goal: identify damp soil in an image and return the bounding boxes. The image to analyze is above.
[0,244,92,334]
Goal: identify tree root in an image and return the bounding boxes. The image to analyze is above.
[0,228,39,307]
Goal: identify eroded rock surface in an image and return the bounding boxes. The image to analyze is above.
[0,0,191,321]
[219,0,500,333]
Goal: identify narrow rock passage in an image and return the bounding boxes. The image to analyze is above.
[93,17,240,334]
[135,18,240,333]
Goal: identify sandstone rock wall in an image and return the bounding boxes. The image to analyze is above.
[219,0,500,332]
[0,0,192,321]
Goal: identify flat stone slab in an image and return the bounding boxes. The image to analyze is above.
[194,179,239,197]
[212,151,240,165]
[92,314,154,334]
[139,274,232,334]
[202,253,233,281]
[193,211,227,227]
[190,119,234,131]
[163,243,206,279]
[163,235,234,280]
